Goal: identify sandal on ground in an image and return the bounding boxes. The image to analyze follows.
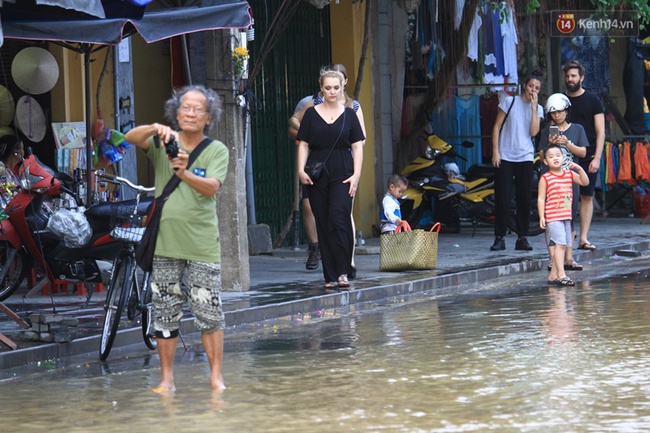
[556,277,576,286]
[547,278,560,285]
[324,281,338,289]
[564,260,583,271]
[578,242,596,250]
[337,275,350,289]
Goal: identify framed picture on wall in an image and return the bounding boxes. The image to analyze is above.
[52,122,86,149]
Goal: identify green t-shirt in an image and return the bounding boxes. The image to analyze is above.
[146,136,229,263]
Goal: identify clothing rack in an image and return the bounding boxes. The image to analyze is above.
[600,137,650,215]
[405,83,519,90]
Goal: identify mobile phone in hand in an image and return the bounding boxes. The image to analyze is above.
[549,125,559,137]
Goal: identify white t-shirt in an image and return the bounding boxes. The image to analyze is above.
[498,95,543,162]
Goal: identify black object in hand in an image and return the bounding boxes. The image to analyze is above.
[165,137,180,159]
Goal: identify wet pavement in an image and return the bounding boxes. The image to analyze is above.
[1,216,649,369]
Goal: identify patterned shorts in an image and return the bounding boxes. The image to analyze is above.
[151,256,225,334]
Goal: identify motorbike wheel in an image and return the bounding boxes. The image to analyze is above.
[140,272,157,351]
[99,253,133,361]
[0,242,27,301]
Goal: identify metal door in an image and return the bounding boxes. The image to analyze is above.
[248,1,331,245]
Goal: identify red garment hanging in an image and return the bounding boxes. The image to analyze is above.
[634,142,650,183]
[618,141,637,186]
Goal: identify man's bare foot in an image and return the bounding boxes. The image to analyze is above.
[211,375,226,392]
[151,382,176,394]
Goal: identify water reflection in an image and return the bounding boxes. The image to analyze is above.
[3,266,650,431]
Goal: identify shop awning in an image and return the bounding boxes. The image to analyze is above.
[1,2,252,45]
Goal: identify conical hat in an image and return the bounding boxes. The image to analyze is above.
[11,47,60,95]
[15,95,46,142]
[0,85,15,127]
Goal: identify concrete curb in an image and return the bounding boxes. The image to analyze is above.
[2,239,646,370]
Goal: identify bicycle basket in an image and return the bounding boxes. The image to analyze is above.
[110,202,146,243]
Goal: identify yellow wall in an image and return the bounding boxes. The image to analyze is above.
[131,37,172,183]
[330,2,376,238]
[50,45,115,133]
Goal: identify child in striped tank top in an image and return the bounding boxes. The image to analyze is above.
[538,144,589,286]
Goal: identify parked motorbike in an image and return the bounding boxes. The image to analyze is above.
[400,134,543,237]
[0,151,152,301]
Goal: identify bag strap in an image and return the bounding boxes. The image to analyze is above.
[159,136,213,201]
[395,221,412,233]
[499,96,516,135]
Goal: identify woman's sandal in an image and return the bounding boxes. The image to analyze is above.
[324,281,338,289]
[564,260,583,271]
[337,274,350,289]
[578,242,596,250]
[556,277,576,286]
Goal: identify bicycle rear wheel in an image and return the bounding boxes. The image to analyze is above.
[99,253,133,360]
[140,271,157,350]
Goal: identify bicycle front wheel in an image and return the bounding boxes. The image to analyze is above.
[140,271,157,350]
[99,253,133,360]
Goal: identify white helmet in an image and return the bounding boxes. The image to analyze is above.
[545,93,571,113]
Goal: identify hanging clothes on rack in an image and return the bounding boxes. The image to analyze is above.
[480,92,499,159]
[617,141,636,186]
[604,141,616,190]
[501,4,518,85]
[454,94,482,172]
[482,3,505,84]
[634,142,650,184]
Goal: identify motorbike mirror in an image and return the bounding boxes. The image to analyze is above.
[460,140,474,148]
[0,161,5,176]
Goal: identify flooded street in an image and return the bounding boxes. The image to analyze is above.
[3,257,650,432]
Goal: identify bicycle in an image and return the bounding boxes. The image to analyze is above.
[98,173,157,361]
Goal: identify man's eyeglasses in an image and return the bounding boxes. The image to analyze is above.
[179,105,207,115]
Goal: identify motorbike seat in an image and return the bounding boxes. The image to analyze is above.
[466,163,496,181]
[85,196,154,221]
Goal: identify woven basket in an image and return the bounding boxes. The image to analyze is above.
[380,222,440,271]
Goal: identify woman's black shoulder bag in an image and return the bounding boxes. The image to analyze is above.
[135,137,212,272]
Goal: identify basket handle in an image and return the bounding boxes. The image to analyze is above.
[429,222,441,233]
[395,221,412,233]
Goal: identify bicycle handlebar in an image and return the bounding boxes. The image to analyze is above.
[97,172,156,194]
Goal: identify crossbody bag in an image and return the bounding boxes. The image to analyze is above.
[135,136,212,272]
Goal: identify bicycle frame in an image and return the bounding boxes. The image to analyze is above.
[98,173,156,360]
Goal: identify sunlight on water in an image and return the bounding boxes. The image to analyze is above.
[3,269,650,432]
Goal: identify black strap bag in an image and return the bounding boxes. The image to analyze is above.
[135,137,212,272]
[304,110,346,180]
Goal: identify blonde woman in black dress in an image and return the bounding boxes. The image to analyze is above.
[296,69,365,289]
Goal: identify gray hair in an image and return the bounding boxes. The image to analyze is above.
[164,85,223,134]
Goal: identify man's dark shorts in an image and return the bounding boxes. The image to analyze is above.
[579,157,598,197]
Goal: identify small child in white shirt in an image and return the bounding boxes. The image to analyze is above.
[381,174,408,234]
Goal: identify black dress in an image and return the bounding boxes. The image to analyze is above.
[296,106,365,282]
